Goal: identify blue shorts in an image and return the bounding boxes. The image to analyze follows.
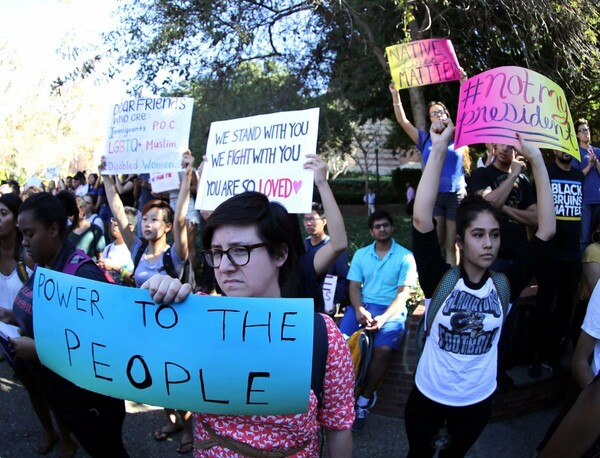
[433,191,465,220]
[339,303,407,351]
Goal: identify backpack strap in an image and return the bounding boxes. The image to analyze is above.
[15,246,29,283]
[489,270,511,321]
[62,249,96,275]
[425,266,461,336]
[416,266,460,356]
[160,247,179,279]
[63,249,115,283]
[311,312,328,408]
[132,241,148,271]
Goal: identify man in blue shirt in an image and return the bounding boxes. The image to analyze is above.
[339,209,418,431]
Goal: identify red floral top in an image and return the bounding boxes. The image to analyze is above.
[193,314,355,457]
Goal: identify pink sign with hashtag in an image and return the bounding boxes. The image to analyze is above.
[454,66,579,159]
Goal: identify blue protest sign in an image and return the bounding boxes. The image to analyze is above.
[32,268,314,415]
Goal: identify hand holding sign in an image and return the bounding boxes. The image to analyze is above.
[33,268,314,415]
[304,153,327,186]
[514,132,544,167]
[181,150,195,173]
[430,119,455,145]
[141,273,193,304]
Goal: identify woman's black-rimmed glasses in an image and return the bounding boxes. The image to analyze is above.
[202,243,267,268]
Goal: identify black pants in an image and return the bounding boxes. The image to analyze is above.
[405,385,493,458]
[45,381,128,457]
[533,258,581,359]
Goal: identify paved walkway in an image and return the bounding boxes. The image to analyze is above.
[0,359,561,457]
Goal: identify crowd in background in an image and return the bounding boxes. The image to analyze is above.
[1,107,600,456]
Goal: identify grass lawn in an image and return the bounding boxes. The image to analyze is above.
[342,213,413,261]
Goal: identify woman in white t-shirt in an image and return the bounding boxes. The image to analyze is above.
[408,120,555,456]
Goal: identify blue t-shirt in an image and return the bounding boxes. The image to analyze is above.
[348,239,417,305]
[571,146,600,205]
[418,129,466,193]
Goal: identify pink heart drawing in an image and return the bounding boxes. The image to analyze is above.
[293,180,302,194]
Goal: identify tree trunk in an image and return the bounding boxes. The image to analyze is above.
[407,17,428,132]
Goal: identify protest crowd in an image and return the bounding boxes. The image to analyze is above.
[2,52,600,458]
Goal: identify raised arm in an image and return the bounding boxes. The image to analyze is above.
[305,154,348,276]
[389,83,419,145]
[475,154,526,208]
[172,151,193,263]
[515,133,555,241]
[99,160,137,250]
[413,119,454,234]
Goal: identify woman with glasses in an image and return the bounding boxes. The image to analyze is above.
[142,187,355,457]
[389,82,470,265]
[408,119,555,456]
[100,153,193,454]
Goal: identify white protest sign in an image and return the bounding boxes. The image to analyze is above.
[197,108,319,213]
[103,97,194,175]
[322,275,338,315]
[45,166,61,179]
[150,171,181,194]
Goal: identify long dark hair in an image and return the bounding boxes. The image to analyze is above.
[0,193,24,260]
[19,191,79,238]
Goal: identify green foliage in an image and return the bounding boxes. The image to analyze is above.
[324,175,397,205]
[99,1,600,152]
[391,168,422,203]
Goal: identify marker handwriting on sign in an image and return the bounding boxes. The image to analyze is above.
[456,67,573,150]
[36,272,104,319]
[386,39,462,90]
[135,302,299,343]
[205,178,303,198]
[214,121,310,146]
[63,326,274,406]
[210,145,302,167]
[33,267,314,415]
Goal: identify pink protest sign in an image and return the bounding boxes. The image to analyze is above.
[386,39,462,90]
[455,66,579,159]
